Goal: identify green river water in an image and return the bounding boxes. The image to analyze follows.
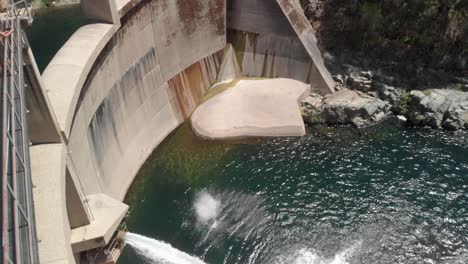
[119,123,468,264]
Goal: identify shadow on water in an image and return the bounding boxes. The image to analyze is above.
[26,5,89,72]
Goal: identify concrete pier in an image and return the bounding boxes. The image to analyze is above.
[191,78,309,139]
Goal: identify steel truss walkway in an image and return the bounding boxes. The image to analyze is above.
[0,0,39,263]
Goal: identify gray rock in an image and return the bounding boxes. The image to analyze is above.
[302,89,391,127]
[346,71,373,92]
[374,82,402,105]
[442,101,468,130]
[373,72,397,86]
[407,89,468,129]
[332,74,345,84]
[407,90,451,127]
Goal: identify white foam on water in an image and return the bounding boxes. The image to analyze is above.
[124,232,207,264]
[277,241,361,264]
[193,191,220,225]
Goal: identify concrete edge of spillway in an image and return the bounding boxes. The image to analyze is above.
[190,78,309,139]
[28,0,336,263]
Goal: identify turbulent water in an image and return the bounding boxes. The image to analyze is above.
[124,233,207,264]
[119,124,468,264]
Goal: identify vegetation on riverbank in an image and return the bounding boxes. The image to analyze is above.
[301,0,467,74]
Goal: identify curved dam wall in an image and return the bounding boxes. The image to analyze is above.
[33,0,334,262]
[67,0,225,200]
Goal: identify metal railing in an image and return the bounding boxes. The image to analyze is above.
[86,222,128,264]
[1,0,38,263]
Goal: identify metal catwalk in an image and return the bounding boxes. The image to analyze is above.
[0,0,39,263]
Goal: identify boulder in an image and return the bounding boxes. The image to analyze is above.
[374,82,402,105]
[442,101,468,130]
[407,89,468,129]
[301,89,391,127]
[407,90,450,127]
[345,71,373,92]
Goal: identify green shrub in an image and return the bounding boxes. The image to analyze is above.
[42,0,55,7]
[399,91,411,115]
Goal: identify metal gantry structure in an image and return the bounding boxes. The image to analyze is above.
[0,0,39,263]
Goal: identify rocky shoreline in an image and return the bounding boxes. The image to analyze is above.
[301,78,468,131]
[298,0,467,131]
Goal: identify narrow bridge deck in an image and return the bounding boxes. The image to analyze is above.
[0,0,39,263]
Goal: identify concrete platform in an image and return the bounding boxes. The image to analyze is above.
[30,144,75,264]
[191,78,309,139]
[70,194,128,253]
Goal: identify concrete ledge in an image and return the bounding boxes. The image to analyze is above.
[191,78,309,139]
[42,23,117,137]
[30,144,74,264]
[70,193,128,253]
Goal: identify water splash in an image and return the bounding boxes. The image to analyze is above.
[194,191,220,225]
[193,190,270,237]
[124,232,207,264]
[275,242,362,264]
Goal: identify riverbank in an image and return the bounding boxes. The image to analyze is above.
[299,0,467,131]
[301,86,468,131]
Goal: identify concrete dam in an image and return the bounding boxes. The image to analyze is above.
[1,0,336,263]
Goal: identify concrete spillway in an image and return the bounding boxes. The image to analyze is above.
[191,78,309,139]
[28,0,336,263]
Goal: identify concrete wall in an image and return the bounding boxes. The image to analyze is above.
[39,0,334,206]
[227,0,334,94]
[66,0,225,200]
[24,48,61,144]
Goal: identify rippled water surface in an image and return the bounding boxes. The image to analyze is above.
[119,124,468,264]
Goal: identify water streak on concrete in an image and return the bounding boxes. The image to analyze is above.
[33,0,337,262]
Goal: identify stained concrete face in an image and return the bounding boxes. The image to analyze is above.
[66,0,226,200]
[276,0,335,93]
[227,0,335,94]
[227,0,294,36]
[227,0,316,88]
[150,0,226,80]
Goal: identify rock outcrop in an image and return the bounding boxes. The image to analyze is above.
[301,87,468,130]
[407,89,468,130]
[301,89,391,128]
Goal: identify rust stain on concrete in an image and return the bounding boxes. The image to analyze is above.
[167,51,223,119]
[208,0,226,36]
[176,0,204,35]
